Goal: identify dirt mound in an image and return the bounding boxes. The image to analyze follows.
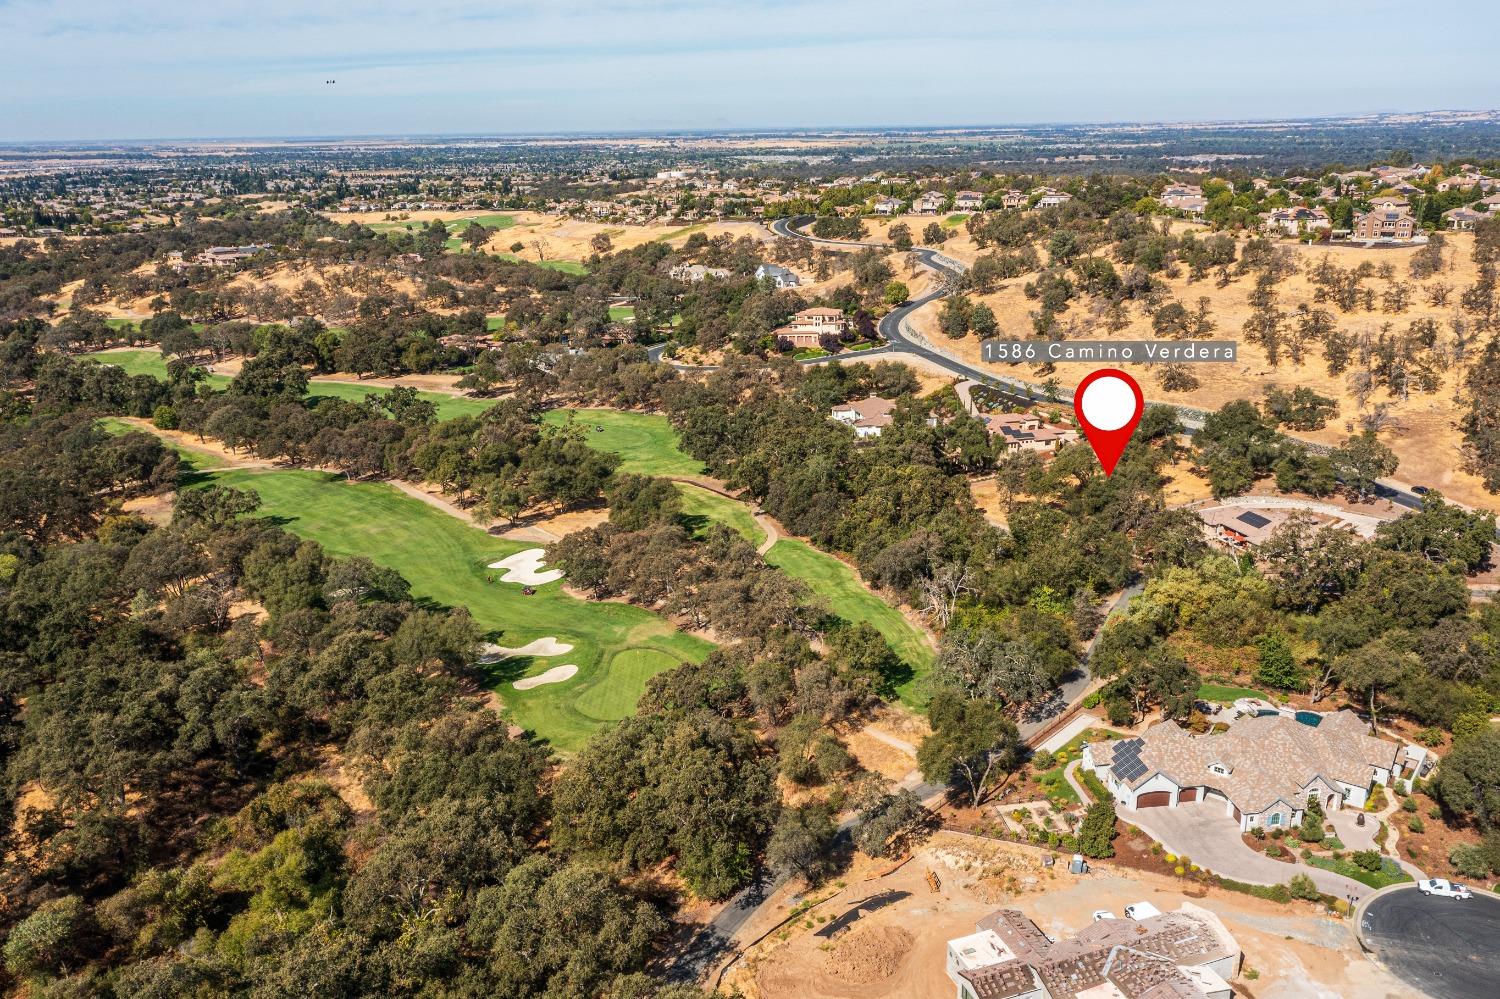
[823,924,914,984]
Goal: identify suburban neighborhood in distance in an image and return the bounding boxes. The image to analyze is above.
[4,3,1500,998]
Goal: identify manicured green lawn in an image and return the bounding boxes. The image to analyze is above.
[1197,682,1266,704]
[485,316,507,332]
[199,469,710,752]
[793,348,828,360]
[608,305,635,322]
[1033,728,1125,805]
[97,417,227,471]
[367,213,516,234]
[303,380,496,421]
[654,223,708,242]
[492,253,587,275]
[83,349,492,422]
[85,348,227,384]
[674,482,764,547]
[943,213,970,227]
[541,409,704,477]
[764,539,934,704]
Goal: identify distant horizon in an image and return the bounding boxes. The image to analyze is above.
[3,107,1498,148]
[5,1,1499,143]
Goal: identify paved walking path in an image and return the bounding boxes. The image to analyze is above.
[1064,759,1094,805]
[861,726,918,757]
[1038,712,1104,754]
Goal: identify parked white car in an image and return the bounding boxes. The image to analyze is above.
[1124,902,1163,919]
[1091,910,1117,922]
[1419,879,1472,900]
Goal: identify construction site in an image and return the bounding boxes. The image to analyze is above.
[723,831,1413,999]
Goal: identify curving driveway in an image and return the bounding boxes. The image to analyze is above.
[1121,799,1373,900]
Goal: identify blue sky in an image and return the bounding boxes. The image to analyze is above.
[2,0,1496,141]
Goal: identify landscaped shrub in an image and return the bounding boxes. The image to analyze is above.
[1031,750,1056,771]
[1265,844,1283,857]
[1449,843,1492,879]
[1080,769,1110,803]
[1077,800,1117,859]
[1218,878,1292,904]
[1288,874,1320,900]
[1402,798,1417,813]
[1408,815,1425,833]
[1325,836,1344,851]
[1300,794,1325,842]
[1352,850,1382,872]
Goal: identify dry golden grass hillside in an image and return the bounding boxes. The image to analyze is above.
[911,230,1496,509]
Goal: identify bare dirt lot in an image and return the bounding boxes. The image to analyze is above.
[733,831,1410,999]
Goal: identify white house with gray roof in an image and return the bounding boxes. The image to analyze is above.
[755,262,801,288]
[1083,710,1410,833]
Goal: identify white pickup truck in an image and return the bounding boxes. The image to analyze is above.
[1418,878,1473,900]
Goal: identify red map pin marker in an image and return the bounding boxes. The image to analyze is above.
[1074,368,1145,476]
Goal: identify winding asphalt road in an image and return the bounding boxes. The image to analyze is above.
[767,214,1437,515]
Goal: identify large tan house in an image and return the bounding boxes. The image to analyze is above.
[830,395,896,438]
[1261,206,1330,235]
[1083,710,1417,833]
[984,412,1078,453]
[1352,207,1419,241]
[772,307,850,349]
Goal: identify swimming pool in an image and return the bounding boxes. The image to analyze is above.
[1252,707,1324,727]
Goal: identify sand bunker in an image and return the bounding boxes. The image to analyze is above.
[477,637,575,662]
[512,665,579,690]
[487,548,563,585]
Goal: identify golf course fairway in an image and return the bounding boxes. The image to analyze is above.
[201,468,711,751]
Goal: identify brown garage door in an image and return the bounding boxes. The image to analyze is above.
[1137,791,1171,808]
[1232,805,1242,821]
[1178,788,1198,802]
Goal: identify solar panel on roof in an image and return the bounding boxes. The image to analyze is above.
[1236,511,1271,529]
[1110,738,1148,782]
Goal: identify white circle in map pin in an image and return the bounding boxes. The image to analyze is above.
[1080,376,1137,432]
